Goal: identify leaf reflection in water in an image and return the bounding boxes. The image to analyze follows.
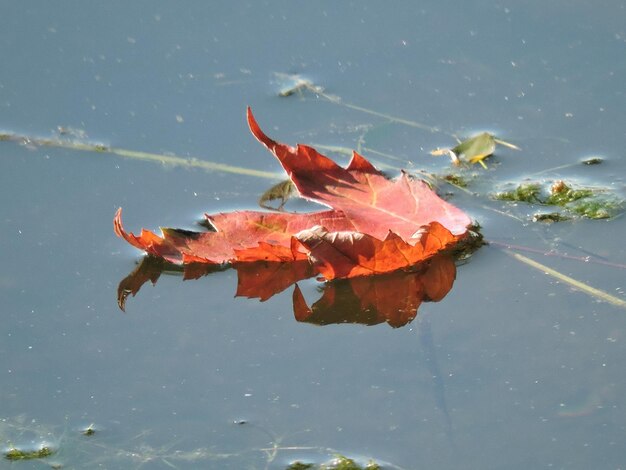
[117,255,456,328]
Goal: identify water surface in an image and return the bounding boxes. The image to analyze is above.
[1,2,625,468]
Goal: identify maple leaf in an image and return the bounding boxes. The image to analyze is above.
[114,108,473,283]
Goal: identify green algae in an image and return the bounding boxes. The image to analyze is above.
[494,183,542,204]
[494,179,623,221]
[285,454,381,470]
[532,212,571,223]
[570,198,623,219]
[442,173,472,188]
[4,445,55,461]
[544,181,594,206]
[287,462,316,470]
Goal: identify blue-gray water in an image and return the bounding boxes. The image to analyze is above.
[1,2,625,468]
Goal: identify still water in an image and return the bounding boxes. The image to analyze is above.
[1,2,626,468]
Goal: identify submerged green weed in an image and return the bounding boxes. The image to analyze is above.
[570,198,623,219]
[287,462,316,469]
[442,173,472,188]
[286,454,381,470]
[4,445,55,461]
[532,212,571,223]
[325,455,359,469]
[494,183,542,203]
[494,179,623,221]
[544,181,594,206]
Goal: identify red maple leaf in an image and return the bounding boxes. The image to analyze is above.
[115,209,353,265]
[247,108,470,240]
[114,108,472,280]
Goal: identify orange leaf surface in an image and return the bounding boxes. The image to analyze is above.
[114,207,354,265]
[295,221,459,280]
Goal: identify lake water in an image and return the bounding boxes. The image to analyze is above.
[1,2,626,469]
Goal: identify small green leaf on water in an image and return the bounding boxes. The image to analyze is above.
[452,132,496,167]
[259,179,296,210]
[431,133,520,168]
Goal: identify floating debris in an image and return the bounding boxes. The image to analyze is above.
[441,173,472,188]
[258,179,296,210]
[81,423,97,436]
[286,462,315,470]
[285,454,381,470]
[431,133,520,168]
[275,73,324,97]
[581,157,604,165]
[533,212,571,223]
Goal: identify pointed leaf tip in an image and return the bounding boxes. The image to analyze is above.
[347,151,382,174]
[113,207,123,235]
[247,107,277,150]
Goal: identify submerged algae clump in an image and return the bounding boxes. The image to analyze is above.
[286,454,381,470]
[323,455,377,470]
[287,462,316,470]
[494,182,542,204]
[533,212,571,223]
[493,179,623,221]
[570,198,622,219]
[544,180,594,206]
[442,173,473,188]
[4,445,55,461]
